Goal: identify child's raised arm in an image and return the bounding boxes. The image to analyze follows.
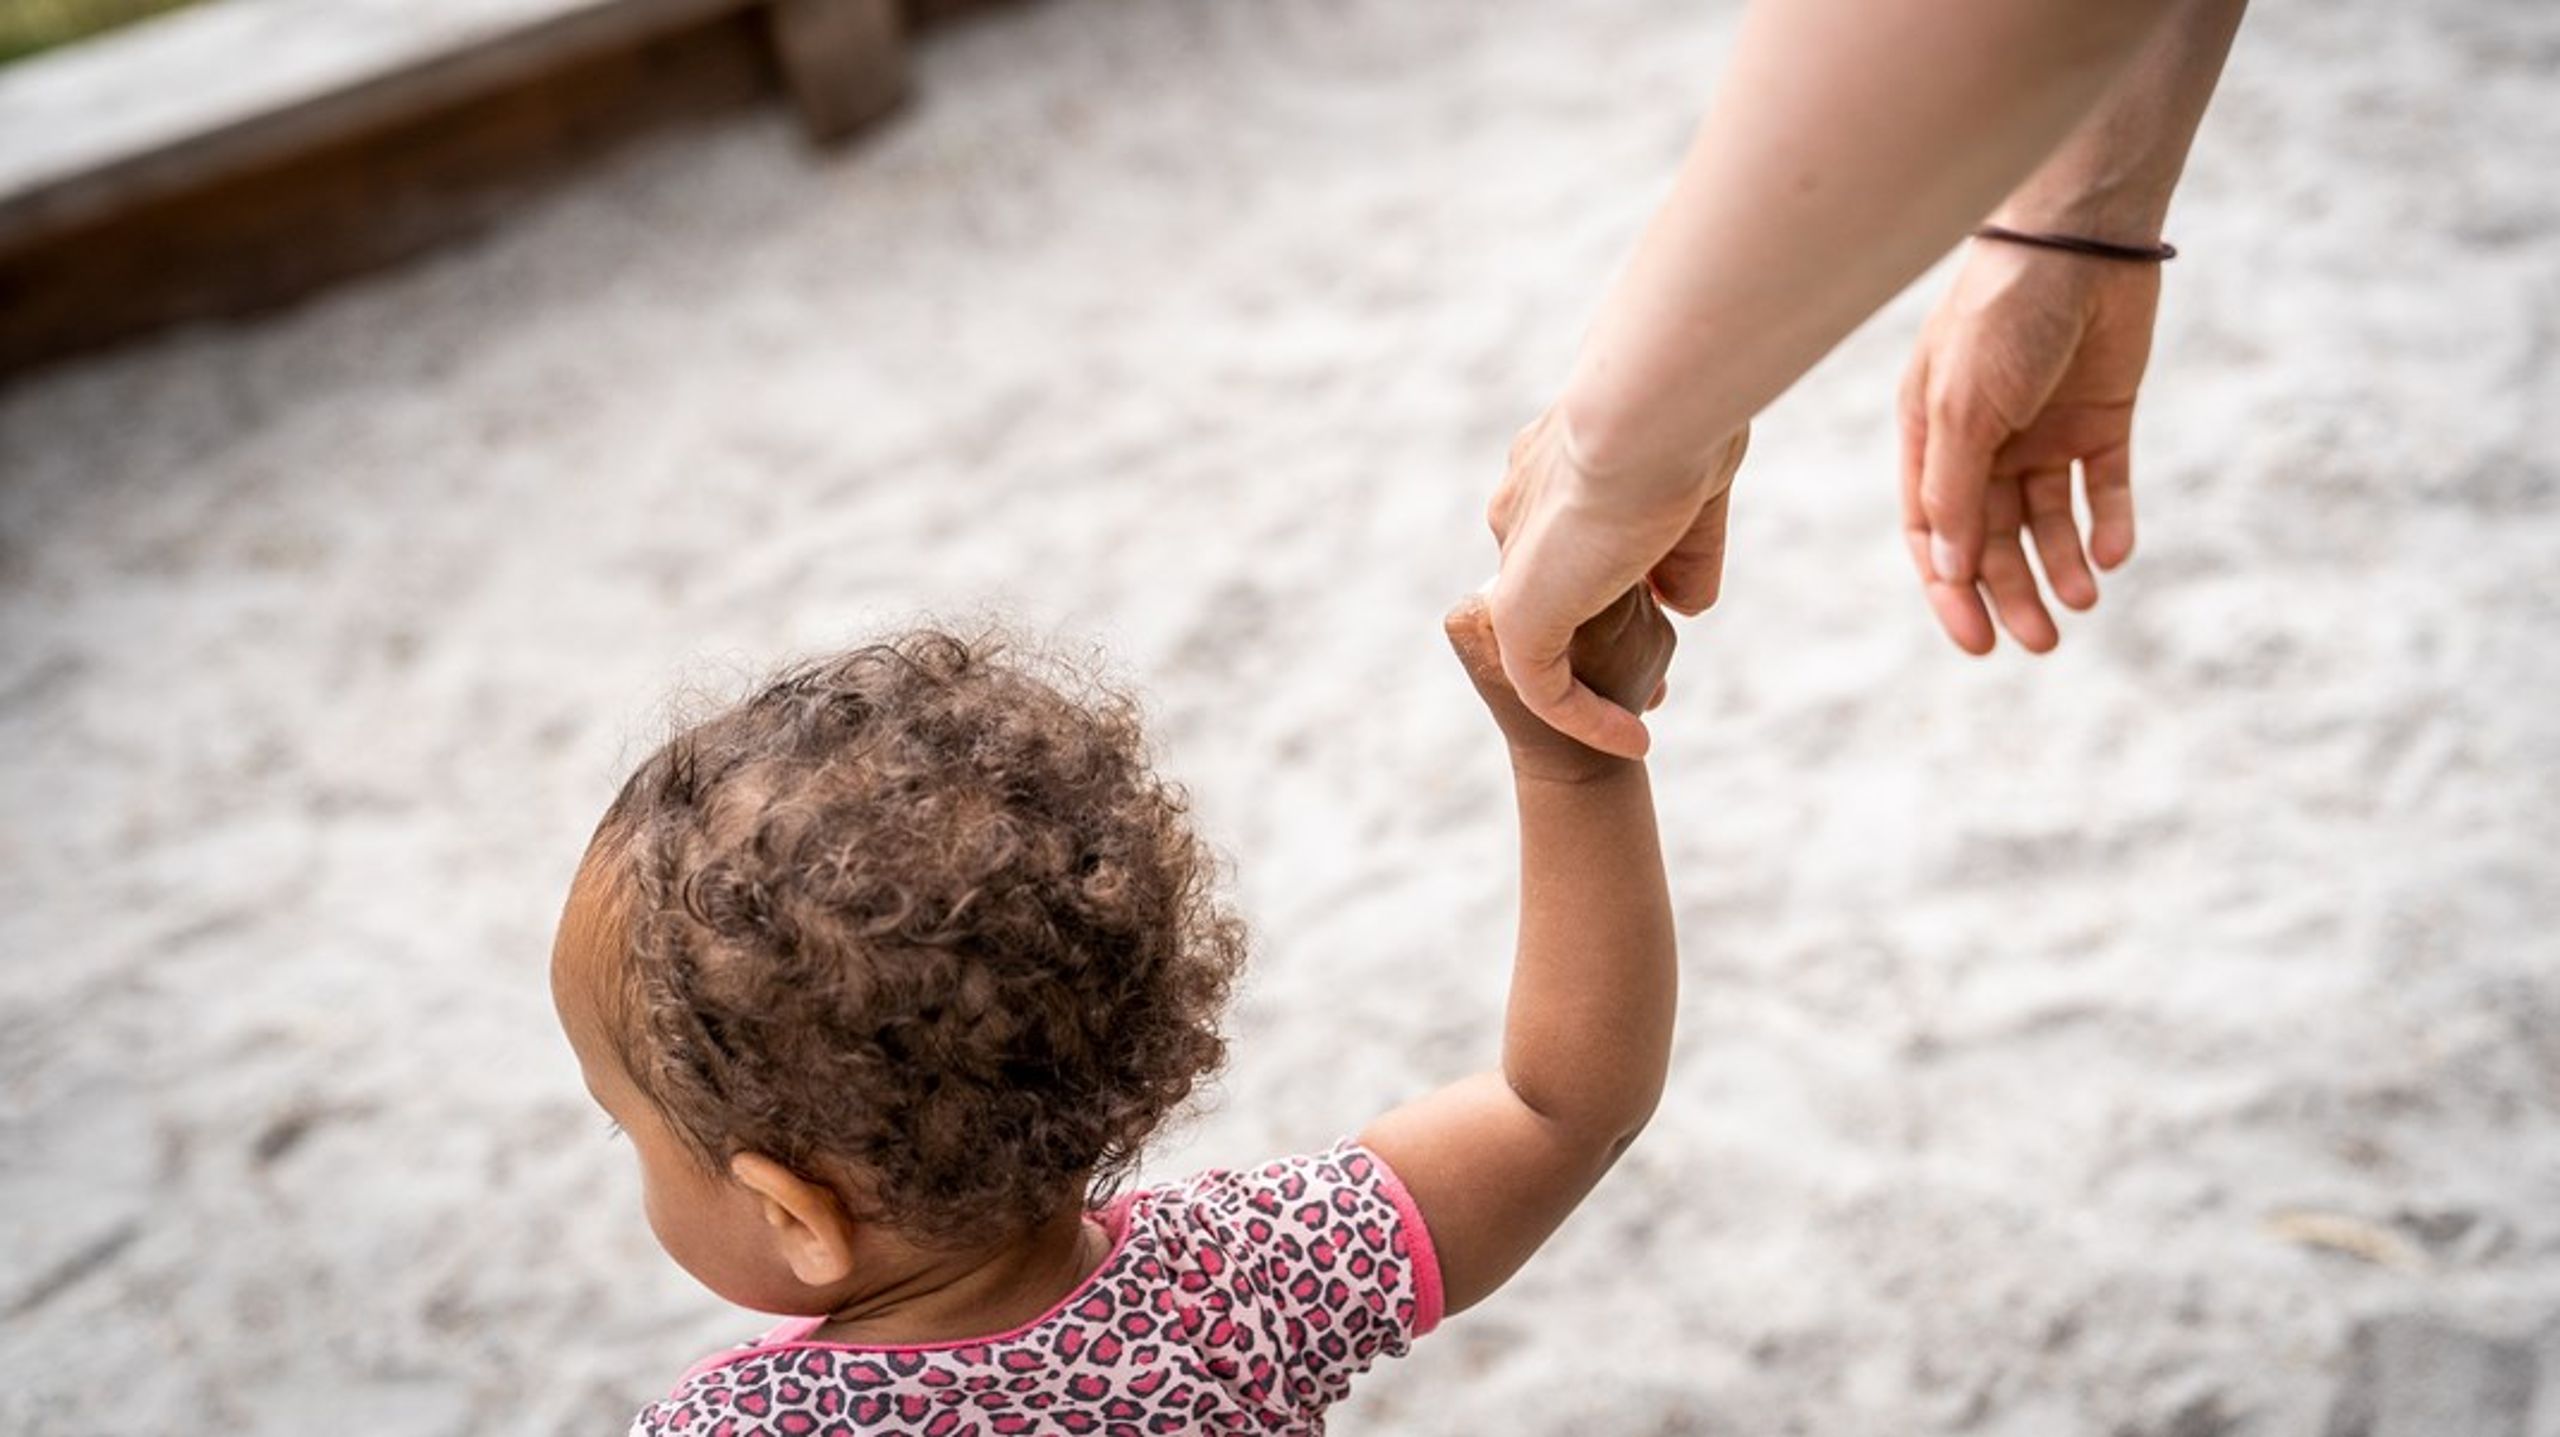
[1359,587,1679,1314]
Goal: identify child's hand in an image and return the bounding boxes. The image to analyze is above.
[1446,585,1675,780]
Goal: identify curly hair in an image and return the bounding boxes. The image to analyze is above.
[587,630,1246,1247]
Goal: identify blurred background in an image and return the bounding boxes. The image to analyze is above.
[2,1,2556,1433]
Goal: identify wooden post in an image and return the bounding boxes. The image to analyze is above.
[764,0,906,145]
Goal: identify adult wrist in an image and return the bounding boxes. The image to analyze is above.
[1552,376,1738,508]
[1989,176,2175,248]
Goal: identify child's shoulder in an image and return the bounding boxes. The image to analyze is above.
[1133,1141,1445,1356]
[630,1144,1443,1436]
[1146,1142,1440,1296]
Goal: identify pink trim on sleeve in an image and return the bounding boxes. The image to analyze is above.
[1356,1144,1445,1337]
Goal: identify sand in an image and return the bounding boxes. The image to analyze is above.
[3,0,2556,1432]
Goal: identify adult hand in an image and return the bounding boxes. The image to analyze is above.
[1485,413,1748,759]
[1900,240,2162,653]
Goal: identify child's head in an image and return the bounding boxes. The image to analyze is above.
[551,630,1244,1308]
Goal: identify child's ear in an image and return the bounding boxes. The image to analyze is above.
[729,1153,859,1288]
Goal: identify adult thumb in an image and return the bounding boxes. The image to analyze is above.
[1489,583,1651,759]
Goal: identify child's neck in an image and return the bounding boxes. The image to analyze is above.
[812,1202,1108,1346]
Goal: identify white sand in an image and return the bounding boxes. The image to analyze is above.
[3,1,2557,1432]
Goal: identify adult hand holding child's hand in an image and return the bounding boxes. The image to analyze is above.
[1484,411,1746,761]
[1480,0,2245,742]
[1448,582,1676,784]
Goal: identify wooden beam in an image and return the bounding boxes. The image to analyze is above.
[0,14,775,379]
[0,0,757,254]
[764,0,906,145]
[0,0,1010,378]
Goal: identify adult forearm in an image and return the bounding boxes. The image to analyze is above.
[1560,0,2179,485]
[1992,0,2248,241]
[1498,765,1677,1147]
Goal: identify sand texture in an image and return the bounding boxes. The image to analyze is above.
[3,0,2557,1432]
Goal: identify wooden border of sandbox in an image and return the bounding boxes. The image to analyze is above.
[0,0,1007,381]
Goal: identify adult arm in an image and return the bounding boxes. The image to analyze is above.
[1493,0,2184,756]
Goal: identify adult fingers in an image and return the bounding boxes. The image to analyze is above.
[1489,591,1651,759]
[1905,528,1996,655]
[2084,442,2137,571]
[1645,427,1750,615]
[2021,465,2098,611]
[1901,367,1996,655]
[1917,392,2004,586]
[1976,479,2057,653]
[1648,487,1730,616]
[1500,647,1652,759]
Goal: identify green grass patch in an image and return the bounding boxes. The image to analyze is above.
[2,0,205,66]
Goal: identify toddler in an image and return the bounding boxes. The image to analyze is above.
[552,588,1679,1434]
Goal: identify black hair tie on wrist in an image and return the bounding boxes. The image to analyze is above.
[1972,223,2177,263]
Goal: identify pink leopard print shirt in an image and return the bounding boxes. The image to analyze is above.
[631,1144,1445,1437]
